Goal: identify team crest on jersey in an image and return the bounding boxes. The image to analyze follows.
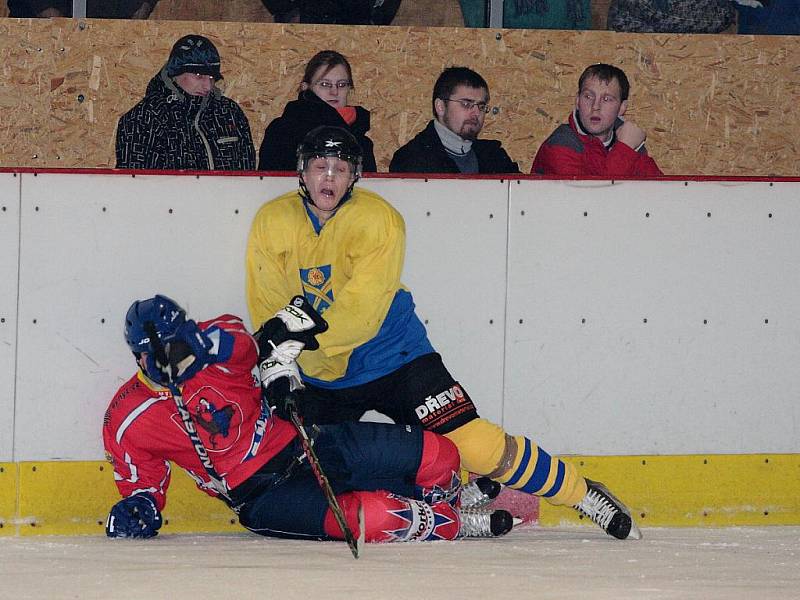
[300,264,334,313]
[170,385,242,452]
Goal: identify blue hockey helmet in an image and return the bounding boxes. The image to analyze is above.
[124,294,186,355]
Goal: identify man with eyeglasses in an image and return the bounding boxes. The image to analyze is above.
[531,63,662,177]
[116,34,256,171]
[389,67,520,174]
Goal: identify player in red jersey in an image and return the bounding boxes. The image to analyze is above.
[103,294,512,542]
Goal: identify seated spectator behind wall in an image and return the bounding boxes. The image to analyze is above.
[389,67,520,174]
[531,64,662,177]
[258,51,376,173]
[8,0,157,18]
[260,0,402,24]
[607,0,736,33]
[737,0,800,35]
[116,35,255,171]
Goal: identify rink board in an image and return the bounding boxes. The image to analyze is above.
[0,174,19,462]
[506,179,800,456]
[11,173,505,461]
[0,463,16,536]
[1,172,799,534]
[8,453,800,535]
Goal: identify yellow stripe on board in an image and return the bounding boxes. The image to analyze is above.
[16,461,242,536]
[0,463,17,536]
[539,454,800,528]
[4,455,799,535]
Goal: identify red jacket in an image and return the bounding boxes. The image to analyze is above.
[532,112,663,177]
[102,315,296,510]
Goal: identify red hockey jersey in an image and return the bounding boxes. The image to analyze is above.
[102,314,297,510]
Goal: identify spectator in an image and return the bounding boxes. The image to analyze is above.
[260,0,402,24]
[389,67,519,174]
[8,0,157,18]
[258,50,376,173]
[737,0,800,35]
[116,34,255,171]
[531,63,663,177]
[607,0,736,33]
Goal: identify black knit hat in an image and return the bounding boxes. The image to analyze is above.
[166,35,223,81]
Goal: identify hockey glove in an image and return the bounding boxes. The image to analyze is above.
[254,296,328,365]
[260,355,305,420]
[105,493,162,539]
[147,321,222,386]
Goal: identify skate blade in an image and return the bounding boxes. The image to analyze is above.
[627,521,643,540]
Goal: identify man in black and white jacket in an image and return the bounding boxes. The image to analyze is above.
[115,34,255,171]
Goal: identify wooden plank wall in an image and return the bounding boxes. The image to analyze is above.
[0,17,797,175]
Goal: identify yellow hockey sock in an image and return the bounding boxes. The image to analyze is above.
[445,420,586,506]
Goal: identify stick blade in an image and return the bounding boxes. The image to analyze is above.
[356,503,366,558]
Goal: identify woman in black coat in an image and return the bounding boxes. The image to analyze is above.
[258,50,377,172]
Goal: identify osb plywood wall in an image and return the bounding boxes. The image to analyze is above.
[0,18,798,175]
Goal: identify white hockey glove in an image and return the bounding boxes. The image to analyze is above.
[260,356,304,419]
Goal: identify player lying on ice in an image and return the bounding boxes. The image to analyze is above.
[246,125,642,540]
[103,294,514,542]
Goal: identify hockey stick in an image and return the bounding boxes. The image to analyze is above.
[284,394,363,559]
[144,322,234,506]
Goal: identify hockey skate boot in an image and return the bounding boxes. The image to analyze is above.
[459,508,514,538]
[461,477,502,509]
[573,479,642,540]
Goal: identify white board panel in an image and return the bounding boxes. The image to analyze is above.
[0,174,20,461]
[368,178,509,424]
[15,173,295,460]
[506,179,800,455]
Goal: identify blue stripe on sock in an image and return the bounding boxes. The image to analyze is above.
[542,460,565,498]
[518,446,552,494]
[504,438,532,487]
[506,438,556,495]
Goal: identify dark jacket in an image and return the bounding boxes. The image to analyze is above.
[389,120,520,174]
[9,0,156,17]
[258,91,377,172]
[115,68,256,171]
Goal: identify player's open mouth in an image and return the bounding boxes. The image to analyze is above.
[321,187,335,197]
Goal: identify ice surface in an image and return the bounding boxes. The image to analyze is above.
[1,526,798,600]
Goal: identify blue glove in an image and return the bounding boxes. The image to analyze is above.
[106,493,162,539]
[147,321,228,386]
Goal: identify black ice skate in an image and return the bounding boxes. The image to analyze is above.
[573,479,642,540]
[461,477,502,509]
[459,508,514,538]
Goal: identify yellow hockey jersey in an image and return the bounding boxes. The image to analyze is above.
[246,186,432,385]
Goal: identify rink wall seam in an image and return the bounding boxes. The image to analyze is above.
[1,454,797,536]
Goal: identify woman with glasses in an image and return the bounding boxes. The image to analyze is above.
[258,50,377,172]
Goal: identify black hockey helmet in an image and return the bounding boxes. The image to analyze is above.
[296,125,363,178]
[297,126,363,208]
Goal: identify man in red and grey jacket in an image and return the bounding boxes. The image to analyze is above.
[532,63,663,177]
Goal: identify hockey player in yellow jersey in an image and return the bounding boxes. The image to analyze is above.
[246,125,642,540]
